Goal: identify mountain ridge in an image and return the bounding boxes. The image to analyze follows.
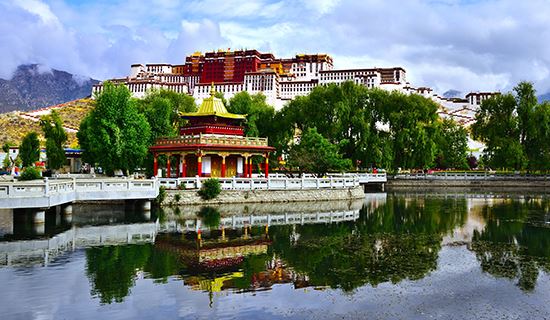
[0,64,98,113]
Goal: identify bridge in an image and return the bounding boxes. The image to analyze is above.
[0,178,159,209]
[158,173,387,190]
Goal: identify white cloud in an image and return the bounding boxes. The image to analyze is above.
[2,0,550,95]
[13,0,60,25]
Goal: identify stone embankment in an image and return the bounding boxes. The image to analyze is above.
[163,186,364,206]
[387,178,550,193]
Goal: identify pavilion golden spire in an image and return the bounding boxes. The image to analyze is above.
[181,82,246,120]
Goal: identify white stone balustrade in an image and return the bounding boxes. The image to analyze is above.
[157,174,384,190]
[0,179,159,209]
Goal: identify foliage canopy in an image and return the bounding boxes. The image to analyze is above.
[19,131,40,167]
[78,82,151,175]
[40,110,67,170]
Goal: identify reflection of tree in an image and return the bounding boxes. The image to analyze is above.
[198,207,221,229]
[86,245,152,304]
[269,196,468,292]
[84,195,472,301]
[86,243,182,303]
[470,199,550,291]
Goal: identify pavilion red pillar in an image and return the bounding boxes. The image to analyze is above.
[197,154,203,177]
[166,154,171,178]
[181,154,187,177]
[221,155,227,178]
[249,157,253,177]
[243,156,249,178]
[264,154,269,178]
[153,153,158,177]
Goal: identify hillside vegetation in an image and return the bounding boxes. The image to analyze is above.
[0,98,94,147]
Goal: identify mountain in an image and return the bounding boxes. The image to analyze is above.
[0,64,99,113]
[442,90,463,99]
[538,92,550,103]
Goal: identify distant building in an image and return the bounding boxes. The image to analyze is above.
[93,49,406,110]
[92,49,500,126]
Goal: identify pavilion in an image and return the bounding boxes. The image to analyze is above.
[150,87,275,178]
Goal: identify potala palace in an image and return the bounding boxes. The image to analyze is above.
[92,49,499,126]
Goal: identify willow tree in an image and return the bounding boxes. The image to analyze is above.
[40,110,67,170]
[288,127,351,176]
[78,82,151,175]
[472,93,527,170]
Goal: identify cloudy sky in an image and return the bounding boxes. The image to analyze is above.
[1,0,550,95]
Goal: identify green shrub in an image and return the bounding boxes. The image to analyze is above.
[197,178,222,200]
[174,193,181,203]
[19,167,42,181]
[154,186,167,205]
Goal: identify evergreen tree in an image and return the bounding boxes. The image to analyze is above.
[40,110,67,170]
[19,132,40,167]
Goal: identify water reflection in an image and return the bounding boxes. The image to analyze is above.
[2,193,550,310]
[469,198,550,291]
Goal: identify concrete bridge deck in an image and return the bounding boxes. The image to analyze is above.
[0,178,159,209]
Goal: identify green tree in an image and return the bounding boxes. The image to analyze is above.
[2,142,13,169]
[386,92,440,170]
[2,142,12,154]
[514,82,538,145]
[280,83,438,170]
[2,155,11,169]
[435,119,469,169]
[139,89,196,132]
[472,94,527,170]
[228,92,276,137]
[78,82,151,175]
[525,102,550,170]
[138,90,195,176]
[288,127,351,176]
[19,132,40,167]
[140,96,174,142]
[40,110,67,170]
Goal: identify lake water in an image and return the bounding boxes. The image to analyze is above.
[1,192,549,319]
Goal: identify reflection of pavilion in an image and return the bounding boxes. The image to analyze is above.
[154,228,317,294]
[154,231,271,273]
[184,258,312,294]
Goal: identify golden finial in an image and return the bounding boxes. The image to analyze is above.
[210,82,215,96]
